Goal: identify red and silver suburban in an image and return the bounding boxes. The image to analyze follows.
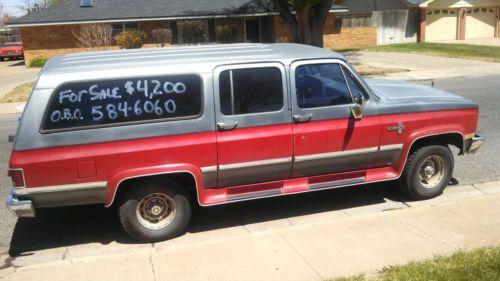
[6,43,484,242]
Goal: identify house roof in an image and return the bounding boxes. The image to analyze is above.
[9,0,348,27]
[337,0,427,15]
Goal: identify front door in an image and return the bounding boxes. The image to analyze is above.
[290,59,382,178]
[214,63,293,187]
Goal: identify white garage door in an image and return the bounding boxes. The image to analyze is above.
[426,9,458,41]
[466,8,496,39]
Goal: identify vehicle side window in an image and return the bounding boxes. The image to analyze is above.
[295,63,353,108]
[41,74,203,132]
[219,67,283,115]
[341,65,367,100]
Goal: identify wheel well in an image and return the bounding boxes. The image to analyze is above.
[409,133,464,155]
[113,172,197,206]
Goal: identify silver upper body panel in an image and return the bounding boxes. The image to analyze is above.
[366,79,478,115]
[36,43,343,89]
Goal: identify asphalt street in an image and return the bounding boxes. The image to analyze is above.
[0,74,499,253]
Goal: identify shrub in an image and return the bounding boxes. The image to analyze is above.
[216,23,239,43]
[114,31,147,49]
[177,20,205,44]
[28,57,48,68]
[152,28,172,47]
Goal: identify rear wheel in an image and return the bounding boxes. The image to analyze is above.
[399,145,454,200]
[118,180,192,242]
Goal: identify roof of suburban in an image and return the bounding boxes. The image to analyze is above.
[10,0,347,26]
[42,43,345,76]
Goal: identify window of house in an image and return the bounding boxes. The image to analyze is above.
[208,19,216,42]
[41,75,203,132]
[111,22,139,36]
[295,63,354,109]
[219,67,283,115]
[169,22,179,44]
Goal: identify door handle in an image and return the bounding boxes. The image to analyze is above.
[293,114,312,123]
[217,121,238,131]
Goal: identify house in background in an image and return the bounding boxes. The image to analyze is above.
[9,0,496,63]
[414,0,500,42]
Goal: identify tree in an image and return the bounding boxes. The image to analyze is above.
[271,0,337,47]
[22,0,60,14]
[151,28,172,47]
[72,24,113,49]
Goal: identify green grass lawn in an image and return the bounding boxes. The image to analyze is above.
[363,43,500,63]
[0,82,34,103]
[332,246,500,281]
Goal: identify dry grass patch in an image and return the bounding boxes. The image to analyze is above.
[0,82,34,103]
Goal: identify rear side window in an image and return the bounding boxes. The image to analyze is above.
[295,63,353,108]
[42,74,202,132]
[219,67,283,115]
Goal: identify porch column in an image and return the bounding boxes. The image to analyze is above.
[418,8,426,42]
[458,8,466,40]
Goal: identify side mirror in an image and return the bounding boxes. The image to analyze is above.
[350,95,366,120]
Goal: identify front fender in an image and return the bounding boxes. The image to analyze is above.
[105,163,203,207]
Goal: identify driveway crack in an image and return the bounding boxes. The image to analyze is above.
[278,232,323,281]
[149,252,157,281]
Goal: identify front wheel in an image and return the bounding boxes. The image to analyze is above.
[399,145,454,200]
[118,181,192,242]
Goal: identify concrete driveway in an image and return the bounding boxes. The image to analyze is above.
[0,60,39,98]
[431,37,500,47]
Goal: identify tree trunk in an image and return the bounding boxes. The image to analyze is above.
[309,0,334,47]
[296,6,312,45]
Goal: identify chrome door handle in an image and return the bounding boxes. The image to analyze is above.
[293,114,312,123]
[217,121,239,131]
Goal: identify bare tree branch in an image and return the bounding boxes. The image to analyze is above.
[72,24,114,49]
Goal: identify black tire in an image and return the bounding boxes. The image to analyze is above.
[118,180,192,242]
[399,145,454,200]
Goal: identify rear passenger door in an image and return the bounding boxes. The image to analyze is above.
[213,63,293,187]
[290,59,382,178]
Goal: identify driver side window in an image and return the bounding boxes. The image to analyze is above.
[295,63,353,109]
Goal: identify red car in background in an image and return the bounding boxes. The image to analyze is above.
[0,42,24,60]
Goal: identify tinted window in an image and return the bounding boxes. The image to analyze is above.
[219,67,283,115]
[42,75,202,132]
[341,65,366,100]
[295,63,353,108]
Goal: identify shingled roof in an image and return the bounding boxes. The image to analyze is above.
[9,0,348,27]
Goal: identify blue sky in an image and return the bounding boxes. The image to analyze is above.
[2,0,27,16]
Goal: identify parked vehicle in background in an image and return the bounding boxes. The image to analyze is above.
[6,43,484,243]
[0,42,24,60]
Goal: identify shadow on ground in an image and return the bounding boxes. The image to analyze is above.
[6,61,25,67]
[9,181,416,256]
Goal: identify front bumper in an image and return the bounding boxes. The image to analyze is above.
[466,134,485,154]
[6,190,35,217]
[0,53,23,58]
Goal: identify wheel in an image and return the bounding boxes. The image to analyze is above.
[399,145,454,200]
[118,180,192,242]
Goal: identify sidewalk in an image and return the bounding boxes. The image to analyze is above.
[346,51,500,81]
[1,180,499,281]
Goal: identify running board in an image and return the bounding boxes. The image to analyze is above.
[308,177,366,190]
[227,189,282,201]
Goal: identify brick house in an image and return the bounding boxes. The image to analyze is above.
[9,0,424,63]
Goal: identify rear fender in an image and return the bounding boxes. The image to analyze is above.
[106,163,203,207]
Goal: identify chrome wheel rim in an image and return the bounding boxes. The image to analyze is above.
[418,155,445,189]
[136,193,176,230]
